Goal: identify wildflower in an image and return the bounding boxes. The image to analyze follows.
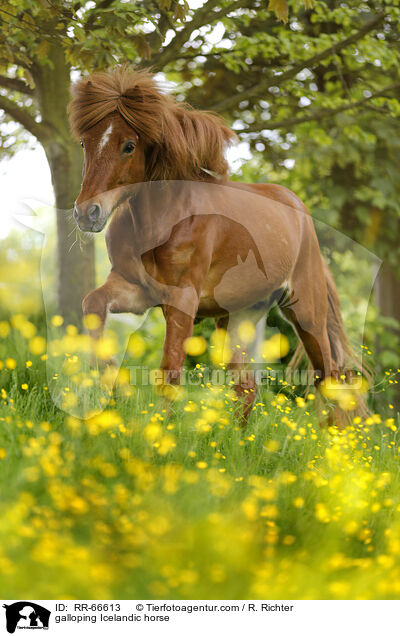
[256,486,276,501]
[127,333,146,357]
[86,410,122,435]
[264,439,280,452]
[210,329,231,365]
[315,503,330,523]
[159,384,186,401]
[100,365,119,389]
[195,419,211,433]
[260,504,279,518]
[280,472,297,485]
[237,320,256,344]
[95,335,117,360]
[184,401,198,413]
[6,358,16,369]
[282,535,296,545]
[0,321,10,338]
[144,423,162,442]
[62,393,78,409]
[262,334,290,361]
[241,499,258,520]
[329,581,350,597]
[344,521,359,535]
[183,336,207,356]
[29,336,46,355]
[67,495,89,514]
[157,435,176,455]
[19,321,37,339]
[51,315,64,327]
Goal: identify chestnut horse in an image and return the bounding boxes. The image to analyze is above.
[69,67,358,421]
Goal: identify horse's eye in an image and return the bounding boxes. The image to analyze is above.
[80,139,84,148]
[122,141,136,155]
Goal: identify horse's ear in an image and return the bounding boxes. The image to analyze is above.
[121,86,144,103]
[86,80,92,88]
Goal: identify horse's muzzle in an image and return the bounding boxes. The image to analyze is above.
[73,202,107,232]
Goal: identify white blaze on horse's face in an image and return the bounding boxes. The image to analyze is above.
[97,122,113,156]
[75,114,146,232]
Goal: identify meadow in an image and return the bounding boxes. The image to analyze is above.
[0,309,399,600]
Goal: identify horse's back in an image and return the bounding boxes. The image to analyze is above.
[228,180,311,216]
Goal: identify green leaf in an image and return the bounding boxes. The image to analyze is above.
[268,0,288,22]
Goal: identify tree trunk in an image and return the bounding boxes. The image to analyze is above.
[375,262,400,325]
[32,47,95,324]
[46,141,95,325]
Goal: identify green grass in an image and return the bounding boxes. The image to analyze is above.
[0,316,399,600]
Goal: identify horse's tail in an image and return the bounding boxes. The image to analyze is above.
[324,260,353,371]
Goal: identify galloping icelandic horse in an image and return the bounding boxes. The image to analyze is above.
[69,66,360,422]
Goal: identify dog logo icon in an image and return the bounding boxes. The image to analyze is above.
[3,602,50,633]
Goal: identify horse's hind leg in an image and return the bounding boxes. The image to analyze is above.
[215,313,258,425]
[280,289,351,426]
[282,305,335,384]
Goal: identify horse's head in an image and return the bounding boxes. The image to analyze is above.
[74,112,146,232]
[70,66,235,232]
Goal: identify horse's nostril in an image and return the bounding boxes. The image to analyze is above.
[73,204,79,221]
[88,204,101,223]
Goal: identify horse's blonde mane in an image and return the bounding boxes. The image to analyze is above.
[69,66,237,181]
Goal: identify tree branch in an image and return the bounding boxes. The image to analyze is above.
[0,95,49,141]
[0,76,34,95]
[143,0,248,71]
[211,11,387,112]
[241,82,400,134]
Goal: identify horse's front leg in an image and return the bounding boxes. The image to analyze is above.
[82,271,149,366]
[160,306,194,388]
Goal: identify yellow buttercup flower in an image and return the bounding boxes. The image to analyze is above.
[6,358,17,369]
[210,329,231,365]
[95,336,117,360]
[51,315,64,327]
[29,336,46,356]
[127,333,146,357]
[157,435,176,455]
[262,334,290,361]
[0,321,10,338]
[183,336,207,356]
[237,320,256,344]
[83,313,101,331]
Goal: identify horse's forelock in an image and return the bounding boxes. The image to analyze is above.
[69,66,236,179]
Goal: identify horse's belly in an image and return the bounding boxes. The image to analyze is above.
[199,250,290,314]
